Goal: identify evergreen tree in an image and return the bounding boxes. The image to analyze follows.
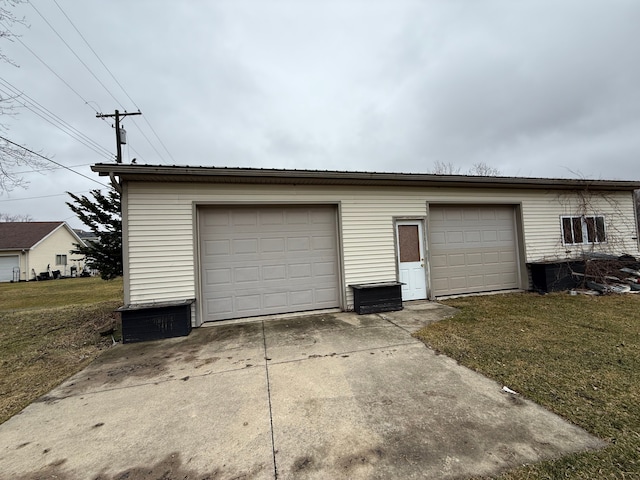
[66,188,122,280]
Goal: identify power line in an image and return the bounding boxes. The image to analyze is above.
[0,135,105,186]
[28,0,126,110]
[52,0,133,107]
[51,0,177,164]
[0,21,98,115]
[128,144,147,164]
[0,189,102,203]
[137,115,175,164]
[11,162,95,175]
[4,9,174,165]
[96,109,140,163]
[130,117,169,164]
[128,117,172,164]
[0,78,113,160]
[139,114,175,164]
[0,86,113,160]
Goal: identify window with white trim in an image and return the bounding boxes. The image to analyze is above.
[55,254,67,265]
[561,215,606,245]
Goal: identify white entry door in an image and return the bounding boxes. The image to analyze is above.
[396,220,427,301]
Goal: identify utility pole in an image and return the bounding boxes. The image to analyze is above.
[96,110,141,163]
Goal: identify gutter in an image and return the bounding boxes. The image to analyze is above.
[91,164,640,192]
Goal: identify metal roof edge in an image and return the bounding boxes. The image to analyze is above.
[90,164,640,191]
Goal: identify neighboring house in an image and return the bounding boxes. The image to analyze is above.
[93,164,640,327]
[74,229,101,245]
[0,222,86,282]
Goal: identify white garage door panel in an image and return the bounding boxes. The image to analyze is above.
[430,206,519,296]
[200,206,339,322]
[0,256,19,282]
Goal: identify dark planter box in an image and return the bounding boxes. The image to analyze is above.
[350,282,404,314]
[529,261,584,292]
[117,299,194,343]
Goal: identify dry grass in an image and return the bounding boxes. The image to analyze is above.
[0,276,123,310]
[414,293,640,479]
[0,277,123,424]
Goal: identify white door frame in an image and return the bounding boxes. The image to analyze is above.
[395,219,428,301]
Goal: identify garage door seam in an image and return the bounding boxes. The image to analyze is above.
[261,320,279,479]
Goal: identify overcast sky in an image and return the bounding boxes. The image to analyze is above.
[1,0,640,229]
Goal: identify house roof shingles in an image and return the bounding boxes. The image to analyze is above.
[0,222,64,250]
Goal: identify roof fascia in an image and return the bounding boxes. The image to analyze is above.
[90,164,640,192]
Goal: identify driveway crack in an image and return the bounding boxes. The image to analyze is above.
[377,313,412,334]
[261,320,279,479]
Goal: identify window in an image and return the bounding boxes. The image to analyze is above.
[56,254,67,265]
[561,215,606,245]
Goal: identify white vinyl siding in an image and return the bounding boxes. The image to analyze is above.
[519,191,637,260]
[340,196,425,286]
[124,182,639,324]
[126,183,428,310]
[126,201,197,304]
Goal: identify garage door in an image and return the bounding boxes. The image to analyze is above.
[429,205,519,296]
[199,206,340,322]
[0,255,19,282]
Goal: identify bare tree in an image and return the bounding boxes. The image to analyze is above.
[430,161,501,176]
[0,1,25,63]
[430,161,461,175]
[0,0,45,193]
[0,212,32,221]
[468,162,501,176]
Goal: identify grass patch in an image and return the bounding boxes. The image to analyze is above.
[0,277,123,424]
[0,277,123,310]
[414,293,640,479]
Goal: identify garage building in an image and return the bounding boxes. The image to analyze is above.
[93,164,640,327]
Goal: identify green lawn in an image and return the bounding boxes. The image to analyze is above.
[0,277,123,424]
[414,293,640,479]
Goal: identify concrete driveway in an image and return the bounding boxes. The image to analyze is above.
[0,302,604,480]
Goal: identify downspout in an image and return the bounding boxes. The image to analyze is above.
[22,249,28,282]
[109,172,122,194]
